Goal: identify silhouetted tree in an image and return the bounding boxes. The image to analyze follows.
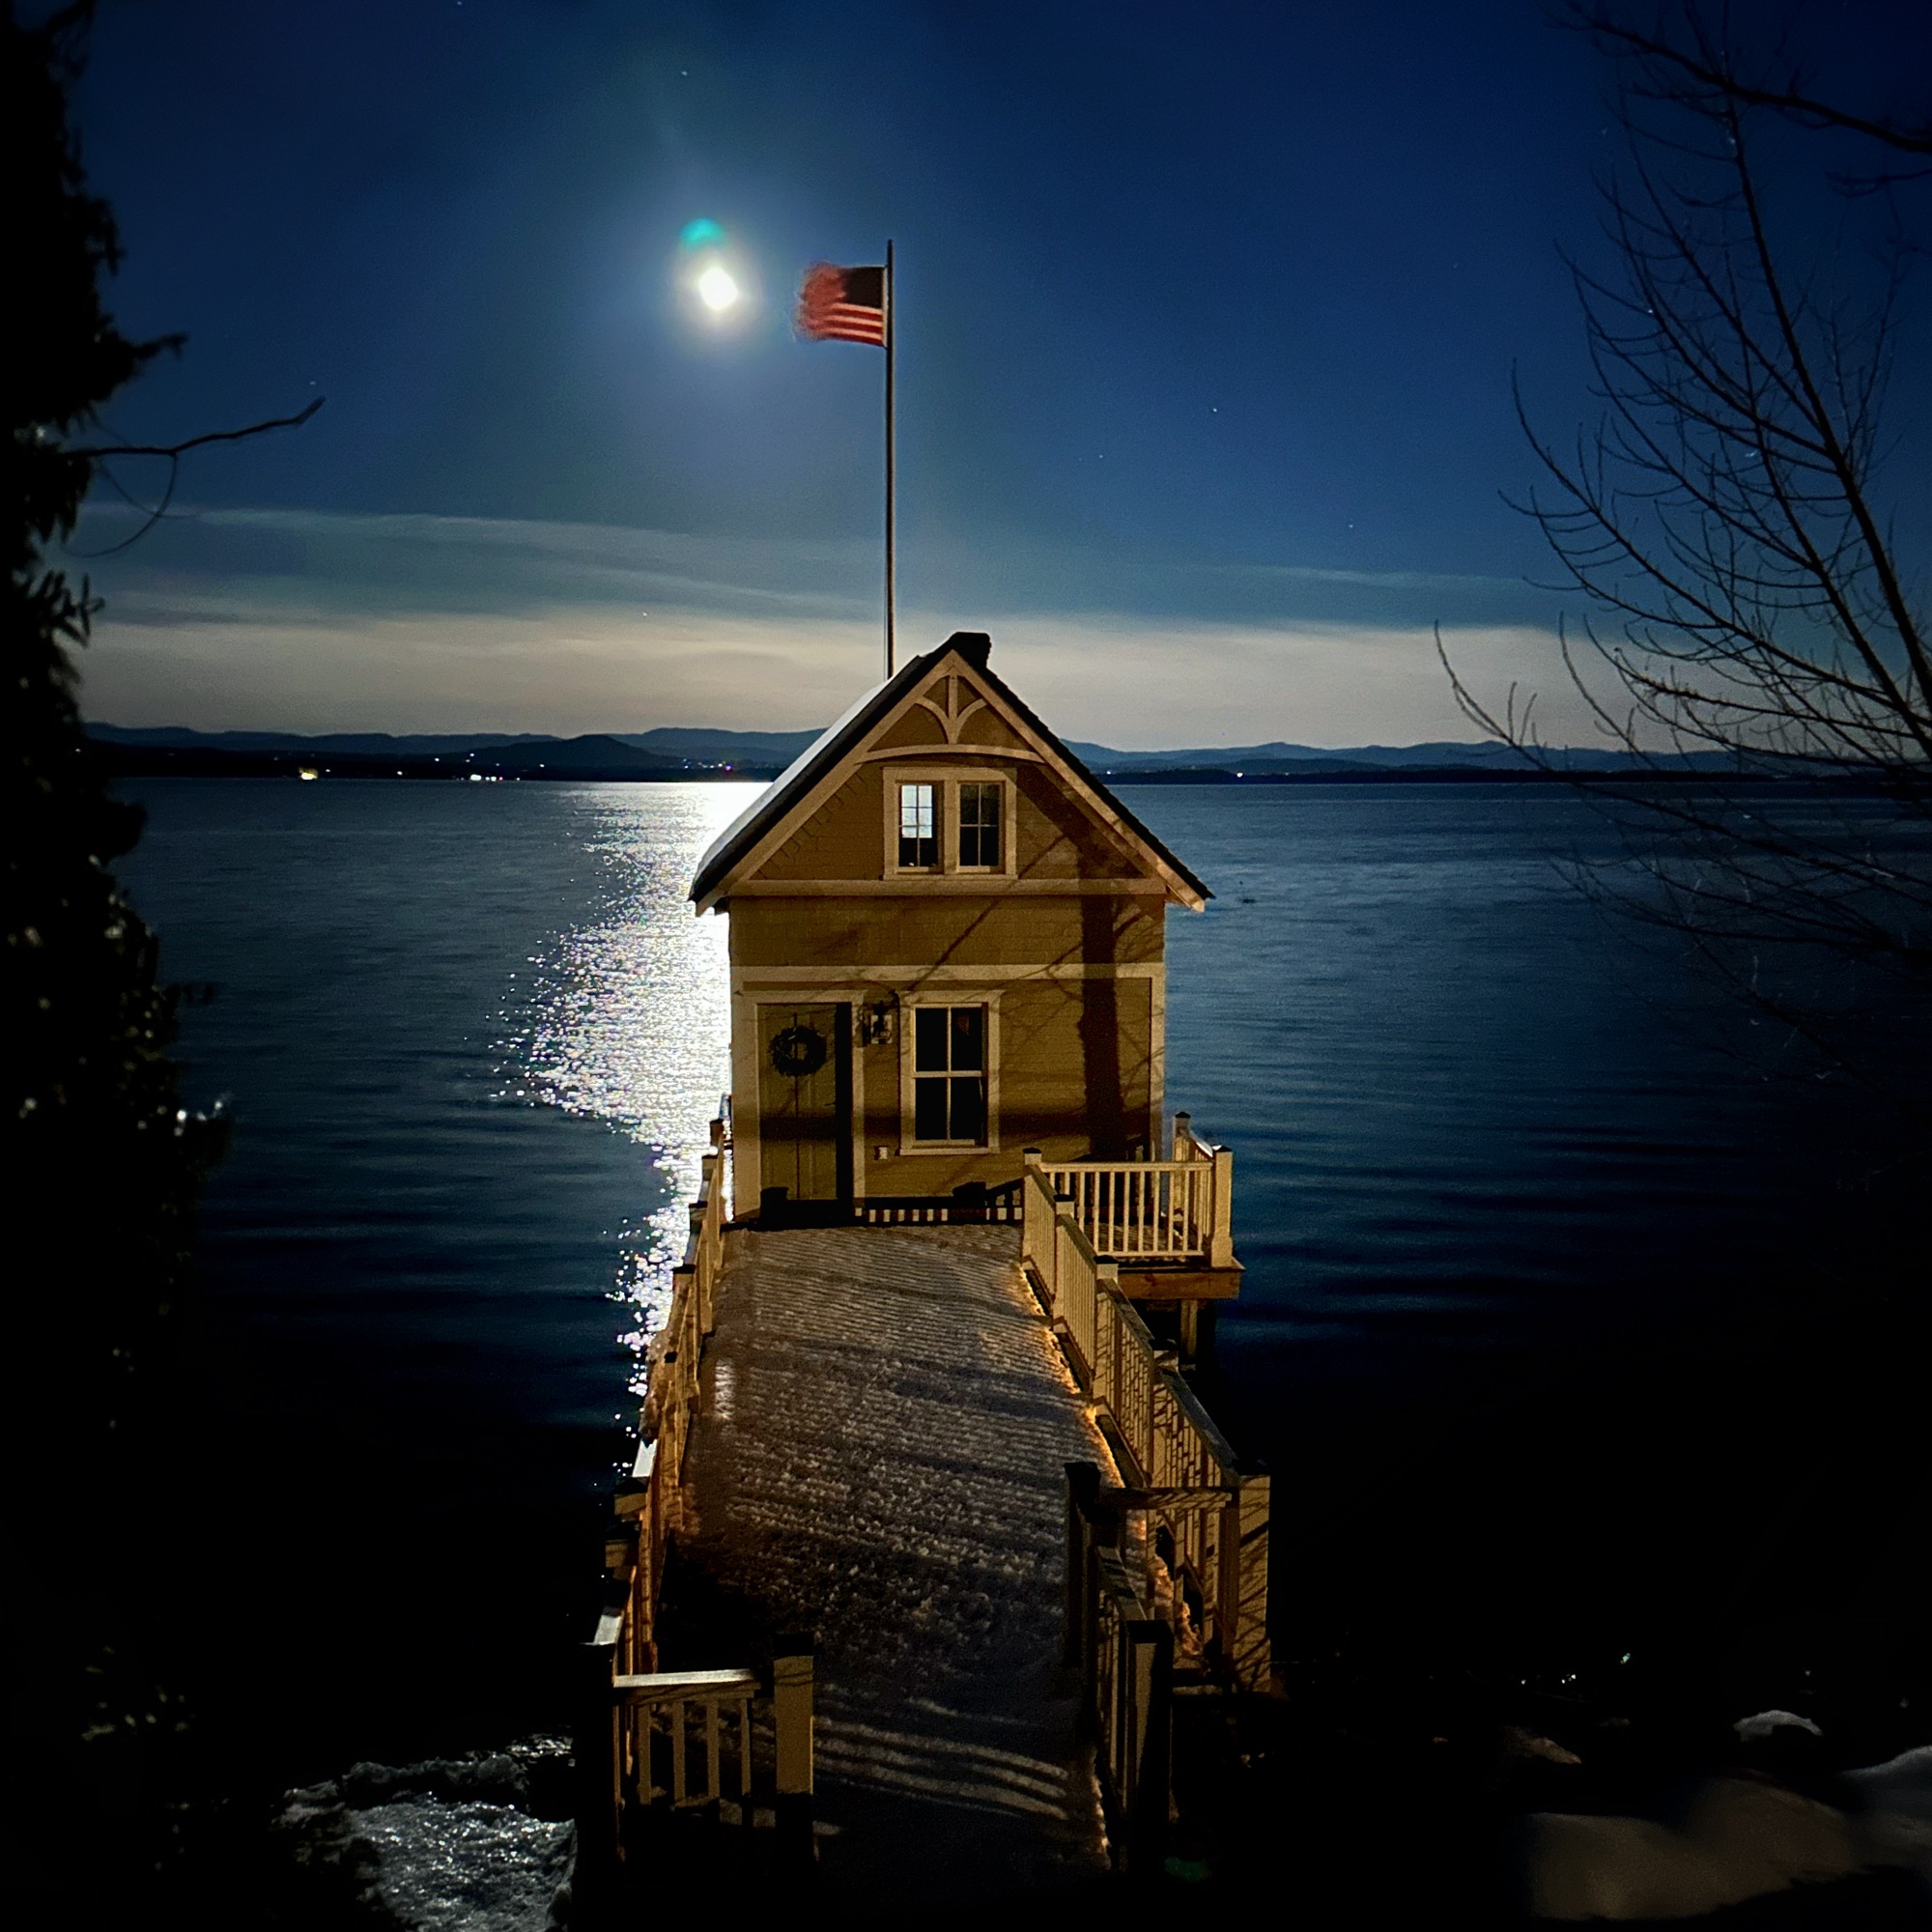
[4,0,224,1901]
[1447,5,1931,1115]
[4,11,342,1922]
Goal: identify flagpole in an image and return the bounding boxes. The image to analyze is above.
[884,239,895,681]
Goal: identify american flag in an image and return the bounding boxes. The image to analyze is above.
[796,263,888,347]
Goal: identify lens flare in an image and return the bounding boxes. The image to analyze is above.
[679,217,726,252]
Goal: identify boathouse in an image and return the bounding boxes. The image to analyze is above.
[579,633,1269,1908]
[691,632,1237,1311]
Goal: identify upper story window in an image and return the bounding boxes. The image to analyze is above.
[897,781,937,869]
[957,781,1002,869]
[886,769,1013,880]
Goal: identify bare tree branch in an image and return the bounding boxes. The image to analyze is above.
[1559,3,1932,156]
[1450,10,1931,1111]
[61,397,326,557]
[67,394,327,461]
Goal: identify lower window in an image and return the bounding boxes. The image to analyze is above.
[912,1005,987,1144]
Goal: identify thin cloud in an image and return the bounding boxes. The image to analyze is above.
[71,503,1589,745]
[79,596,1600,748]
[1238,562,1527,592]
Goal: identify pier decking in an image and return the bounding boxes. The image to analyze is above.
[580,1121,1271,1908]
[661,1222,1113,1900]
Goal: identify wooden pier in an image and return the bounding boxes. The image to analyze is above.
[572,635,1273,1908]
[575,1109,1271,1908]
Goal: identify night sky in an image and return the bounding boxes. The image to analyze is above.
[63,0,1930,744]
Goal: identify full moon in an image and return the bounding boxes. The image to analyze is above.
[696,264,740,311]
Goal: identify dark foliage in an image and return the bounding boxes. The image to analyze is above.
[2,1,229,1912]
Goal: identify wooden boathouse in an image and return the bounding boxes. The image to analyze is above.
[577,634,1271,1909]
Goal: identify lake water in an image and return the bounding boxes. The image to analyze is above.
[116,779,1902,1776]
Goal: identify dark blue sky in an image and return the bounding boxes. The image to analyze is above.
[63,0,1931,742]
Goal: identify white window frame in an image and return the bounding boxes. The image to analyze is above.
[898,992,1002,1153]
[882,767,1016,881]
[894,777,939,871]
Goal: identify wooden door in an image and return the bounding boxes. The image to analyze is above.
[756,1004,851,1205]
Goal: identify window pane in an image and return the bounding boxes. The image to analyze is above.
[949,1075,986,1143]
[914,1076,949,1142]
[912,1005,989,1142]
[958,782,1001,867]
[899,782,934,838]
[897,782,936,868]
[914,1007,949,1071]
[950,1005,983,1071]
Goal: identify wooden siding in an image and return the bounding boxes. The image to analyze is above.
[728,895,1163,969]
[755,763,884,881]
[730,966,1161,1203]
[1011,762,1146,879]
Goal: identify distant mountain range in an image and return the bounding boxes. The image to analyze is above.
[1059,738,1741,776]
[84,722,1752,782]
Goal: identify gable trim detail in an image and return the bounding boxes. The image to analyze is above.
[688,634,1211,913]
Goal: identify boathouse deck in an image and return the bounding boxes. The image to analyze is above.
[661,1222,1114,1900]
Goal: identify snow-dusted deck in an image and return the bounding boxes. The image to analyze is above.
[660,1223,1115,1901]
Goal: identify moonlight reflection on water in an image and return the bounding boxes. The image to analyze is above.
[504,782,755,1382]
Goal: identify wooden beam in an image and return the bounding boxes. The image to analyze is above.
[612,1667,760,1701]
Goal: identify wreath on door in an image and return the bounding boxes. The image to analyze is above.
[768,1023,829,1079]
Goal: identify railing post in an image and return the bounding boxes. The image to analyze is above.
[671,1264,699,1377]
[1208,1144,1236,1268]
[1022,1148,1047,1295]
[772,1634,815,1861]
[575,1626,622,1913]
[696,1153,719,1335]
[1123,1618,1174,1874]
[1065,1461,1101,1673]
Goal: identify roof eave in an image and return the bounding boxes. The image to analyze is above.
[687,643,948,909]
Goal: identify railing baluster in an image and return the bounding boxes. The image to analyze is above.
[1037,1149,1231,1263]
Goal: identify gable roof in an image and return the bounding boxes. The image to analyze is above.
[689,632,1210,912]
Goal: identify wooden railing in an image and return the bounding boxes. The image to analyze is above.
[1023,1150,1270,1698]
[1040,1113,1235,1265]
[576,1102,817,1893]
[577,1642,818,1897]
[1065,1464,1173,1874]
[856,1179,1023,1226]
[617,1667,757,1813]
[608,1646,813,1831]
[610,1114,731,1674]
